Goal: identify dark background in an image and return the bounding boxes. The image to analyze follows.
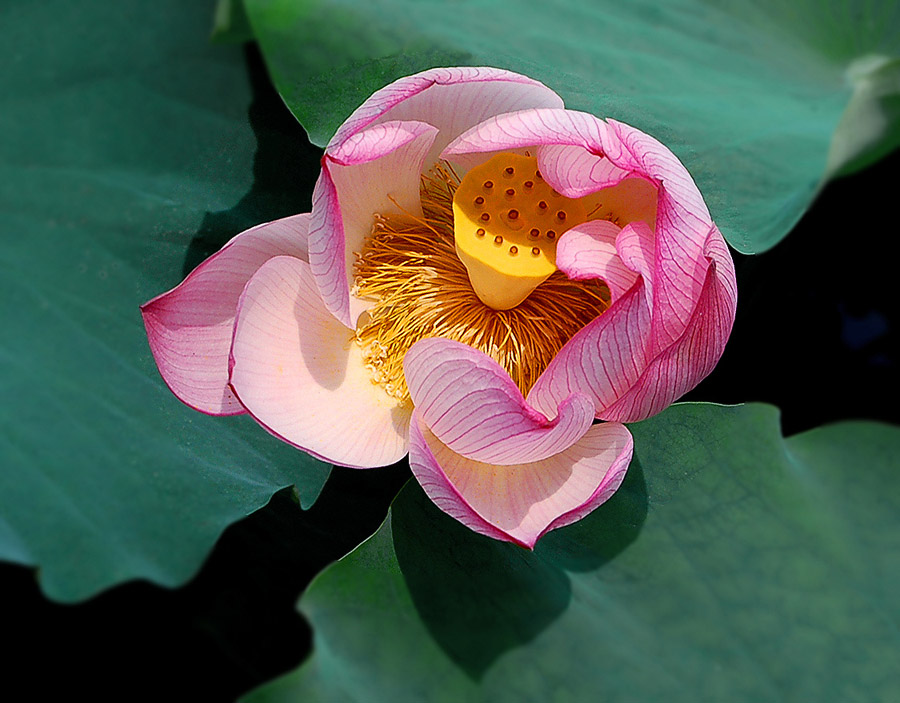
[4,48,897,702]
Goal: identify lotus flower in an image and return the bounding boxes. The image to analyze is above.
[142,67,737,548]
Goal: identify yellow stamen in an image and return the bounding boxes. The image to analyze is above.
[452,153,588,310]
[353,163,610,402]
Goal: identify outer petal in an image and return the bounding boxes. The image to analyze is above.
[140,214,311,415]
[409,410,633,549]
[329,67,565,168]
[529,223,736,423]
[309,120,438,327]
[404,339,594,465]
[555,220,638,302]
[599,226,737,422]
[228,255,412,468]
[603,119,714,355]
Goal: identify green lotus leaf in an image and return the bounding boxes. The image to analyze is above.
[247,403,900,702]
[243,0,900,253]
[0,0,330,602]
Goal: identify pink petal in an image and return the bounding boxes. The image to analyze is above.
[555,220,638,301]
[444,107,606,158]
[329,67,564,168]
[442,107,610,178]
[528,223,736,423]
[526,276,652,420]
[140,214,311,415]
[599,225,737,422]
[229,255,412,468]
[527,221,656,417]
[309,120,439,327]
[538,143,629,198]
[409,411,633,548]
[603,119,714,355]
[403,338,595,465]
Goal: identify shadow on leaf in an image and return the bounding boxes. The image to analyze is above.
[181,45,322,278]
[392,455,648,679]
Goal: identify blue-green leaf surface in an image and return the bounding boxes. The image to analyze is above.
[0,0,330,602]
[244,0,900,253]
[247,403,900,702]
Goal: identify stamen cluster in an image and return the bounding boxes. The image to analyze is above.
[353,164,611,401]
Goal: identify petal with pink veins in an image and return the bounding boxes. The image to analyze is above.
[444,108,606,158]
[602,119,715,354]
[404,338,595,465]
[329,67,564,168]
[527,221,656,418]
[599,226,737,422]
[309,120,439,327]
[442,107,609,176]
[556,220,638,302]
[140,214,311,416]
[537,143,629,198]
[527,279,652,420]
[409,411,633,549]
[229,255,412,468]
[529,223,736,423]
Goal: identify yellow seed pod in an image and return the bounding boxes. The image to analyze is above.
[453,153,587,310]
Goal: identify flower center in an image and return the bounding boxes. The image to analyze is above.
[353,162,610,402]
[452,153,588,310]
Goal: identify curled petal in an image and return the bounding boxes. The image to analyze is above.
[442,108,659,227]
[527,278,652,419]
[229,256,411,468]
[442,107,610,178]
[140,214,310,415]
[404,338,594,465]
[600,225,737,422]
[409,410,633,549]
[556,220,637,301]
[527,221,656,417]
[603,119,714,354]
[309,120,438,327]
[529,224,736,423]
[444,107,606,157]
[538,143,629,198]
[329,66,564,167]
